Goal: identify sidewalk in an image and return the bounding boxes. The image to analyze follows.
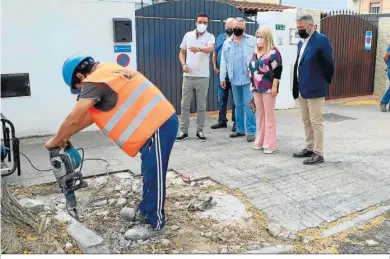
[4,102,390,232]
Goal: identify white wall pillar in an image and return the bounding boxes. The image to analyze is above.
[256,11,298,110]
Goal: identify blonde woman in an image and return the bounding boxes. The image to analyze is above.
[248,27,282,154]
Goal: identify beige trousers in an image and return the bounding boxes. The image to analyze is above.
[298,95,325,156]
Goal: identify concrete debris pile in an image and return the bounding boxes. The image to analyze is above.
[12,171,281,254]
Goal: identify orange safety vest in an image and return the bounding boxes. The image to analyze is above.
[83,63,176,157]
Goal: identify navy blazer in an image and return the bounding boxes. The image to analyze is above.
[293,31,335,99]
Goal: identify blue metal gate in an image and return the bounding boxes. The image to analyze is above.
[135,0,258,113]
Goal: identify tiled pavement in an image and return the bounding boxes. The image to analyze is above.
[4,103,390,232]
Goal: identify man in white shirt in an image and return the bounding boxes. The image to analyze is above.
[176,13,215,142]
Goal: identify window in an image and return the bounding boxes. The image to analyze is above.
[370,2,381,13]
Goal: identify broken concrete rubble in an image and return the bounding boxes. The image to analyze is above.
[187,196,214,212]
[116,198,127,208]
[267,222,282,238]
[18,198,46,213]
[11,171,278,254]
[120,207,135,221]
[93,198,108,207]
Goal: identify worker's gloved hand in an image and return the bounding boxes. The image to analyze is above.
[44,137,68,150]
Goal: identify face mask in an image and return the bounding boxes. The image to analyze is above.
[225,28,233,36]
[257,38,264,47]
[233,28,244,36]
[298,28,310,39]
[197,23,207,33]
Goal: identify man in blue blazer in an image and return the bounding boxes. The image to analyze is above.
[292,15,334,165]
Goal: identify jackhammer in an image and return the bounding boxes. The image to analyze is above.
[47,141,88,220]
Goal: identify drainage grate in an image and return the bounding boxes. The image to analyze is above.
[323,113,357,122]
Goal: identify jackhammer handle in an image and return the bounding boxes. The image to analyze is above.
[46,141,73,152]
[65,141,74,150]
[47,147,60,152]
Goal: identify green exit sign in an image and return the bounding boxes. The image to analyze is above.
[276,24,285,30]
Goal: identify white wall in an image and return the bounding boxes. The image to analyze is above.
[1,0,137,137]
[256,11,298,109]
[101,0,153,9]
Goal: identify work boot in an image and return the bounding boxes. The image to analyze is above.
[124,224,165,241]
[380,103,387,112]
[120,207,146,223]
[211,121,227,129]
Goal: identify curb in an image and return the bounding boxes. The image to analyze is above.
[320,206,390,238]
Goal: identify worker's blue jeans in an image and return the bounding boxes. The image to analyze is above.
[138,114,178,230]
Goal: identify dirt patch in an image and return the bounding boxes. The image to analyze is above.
[11,171,283,253]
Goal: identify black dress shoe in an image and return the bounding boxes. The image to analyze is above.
[229,132,245,138]
[303,154,324,165]
[293,149,314,158]
[232,123,237,132]
[211,121,227,129]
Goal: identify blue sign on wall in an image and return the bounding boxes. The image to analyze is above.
[364,31,372,51]
[114,45,131,53]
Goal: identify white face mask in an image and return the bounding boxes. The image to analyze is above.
[196,23,207,33]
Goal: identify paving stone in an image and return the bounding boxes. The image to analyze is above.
[245,245,294,254]
[320,206,390,238]
[18,198,46,213]
[67,221,110,253]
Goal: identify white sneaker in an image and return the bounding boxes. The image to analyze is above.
[264,149,274,154]
[252,145,263,150]
[124,224,165,241]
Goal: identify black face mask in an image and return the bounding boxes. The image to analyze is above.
[298,29,310,39]
[233,28,244,36]
[225,28,233,36]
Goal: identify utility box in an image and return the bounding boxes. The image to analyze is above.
[1,73,31,98]
[113,18,132,43]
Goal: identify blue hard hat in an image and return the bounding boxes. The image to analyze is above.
[62,56,92,94]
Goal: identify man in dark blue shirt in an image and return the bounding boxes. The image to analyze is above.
[211,17,236,132]
[380,43,390,112]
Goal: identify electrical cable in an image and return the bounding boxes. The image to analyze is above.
[19,152,53,172]
[3,142,113,221]
[2,145,111,174]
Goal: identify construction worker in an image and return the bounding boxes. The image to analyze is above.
[44,56,178,240]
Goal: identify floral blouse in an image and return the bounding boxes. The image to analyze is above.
[249,47,283,93]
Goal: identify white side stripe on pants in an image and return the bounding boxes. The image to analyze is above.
[155,129,164,230]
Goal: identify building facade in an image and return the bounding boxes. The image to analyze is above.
[349,0,390,14]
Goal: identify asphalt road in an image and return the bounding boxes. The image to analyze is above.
[338,212,390,254]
